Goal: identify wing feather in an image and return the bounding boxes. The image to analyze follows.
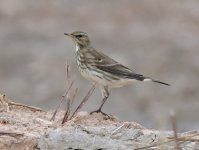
[85,47,145,81]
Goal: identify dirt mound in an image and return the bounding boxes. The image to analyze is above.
[0,94,198,150]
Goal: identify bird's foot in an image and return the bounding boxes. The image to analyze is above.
[90,109,112,118]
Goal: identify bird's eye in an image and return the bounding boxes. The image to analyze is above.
[76,35,83,38]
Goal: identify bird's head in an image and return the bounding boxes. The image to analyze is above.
[64,31,90,49]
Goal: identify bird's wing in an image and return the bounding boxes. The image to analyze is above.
[86,47,145,81]
[85,47,119,65]
[83,47,170,85]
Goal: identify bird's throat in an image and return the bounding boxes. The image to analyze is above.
[75,43,88,52]
[75,44,80,52]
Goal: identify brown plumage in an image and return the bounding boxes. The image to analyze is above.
[64,31,170,115]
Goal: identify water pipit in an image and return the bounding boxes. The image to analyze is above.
[64,31,170,115]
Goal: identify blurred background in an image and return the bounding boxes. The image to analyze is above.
[0,0,199,131]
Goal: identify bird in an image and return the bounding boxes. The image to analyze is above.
[64,31,170,115]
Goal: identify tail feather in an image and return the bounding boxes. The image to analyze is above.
[126,73,170,86]
[152,79,170,86]
[143,77,170,86]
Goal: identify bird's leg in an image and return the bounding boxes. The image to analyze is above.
[92,95,108,114]
[90,86,110,116]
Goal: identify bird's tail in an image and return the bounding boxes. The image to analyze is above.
[143,77,170,86]
[126,73,170,86]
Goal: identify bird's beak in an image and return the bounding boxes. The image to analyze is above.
[64,33,74,39]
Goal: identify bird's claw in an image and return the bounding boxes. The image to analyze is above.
[90,109,112,118]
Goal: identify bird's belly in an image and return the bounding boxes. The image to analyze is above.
[78,67,137,88]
